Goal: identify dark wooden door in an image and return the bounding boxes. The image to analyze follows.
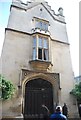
[24,78,53,119]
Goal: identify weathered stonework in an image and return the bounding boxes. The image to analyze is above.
[0,0,79,118]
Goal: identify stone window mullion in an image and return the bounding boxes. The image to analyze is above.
[42,38,44,60]
[36,35,38,59]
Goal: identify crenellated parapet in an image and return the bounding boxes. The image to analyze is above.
[11,0,65,23]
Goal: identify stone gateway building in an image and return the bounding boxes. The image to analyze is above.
[1,0,79,119]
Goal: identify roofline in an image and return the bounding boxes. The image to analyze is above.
[10,2,66,24]
[41,3,66,24]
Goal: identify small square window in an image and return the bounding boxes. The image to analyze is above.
[34,17,49,31]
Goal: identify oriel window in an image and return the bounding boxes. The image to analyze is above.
[33,35,48,61]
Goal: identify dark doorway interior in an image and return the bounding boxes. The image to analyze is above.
[24,78,53,119]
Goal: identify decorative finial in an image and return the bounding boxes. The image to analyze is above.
[58,7,63,16]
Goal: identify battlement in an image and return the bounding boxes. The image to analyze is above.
[11,0,65,23]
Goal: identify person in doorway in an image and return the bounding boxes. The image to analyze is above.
[79,104,81,118]
[50,106,67,120]
[62,103,68,117]
[41,104,50,120]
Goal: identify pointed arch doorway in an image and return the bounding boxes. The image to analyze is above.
[24,78,54,119]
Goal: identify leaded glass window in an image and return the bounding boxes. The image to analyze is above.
[33,35,48,61]
[35,18,49,31]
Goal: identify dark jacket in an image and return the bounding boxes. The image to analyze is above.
[62,105,68,117]
[79,105,81,118]
[50,112,67,120]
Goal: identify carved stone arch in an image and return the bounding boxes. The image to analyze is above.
[22,72,56,87]
[21,70,59,118]
[22,72,56,98]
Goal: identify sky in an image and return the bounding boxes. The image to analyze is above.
[0,0,79,76]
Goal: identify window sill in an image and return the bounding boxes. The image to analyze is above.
[29,59,53,71]
[31,28,50,36]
